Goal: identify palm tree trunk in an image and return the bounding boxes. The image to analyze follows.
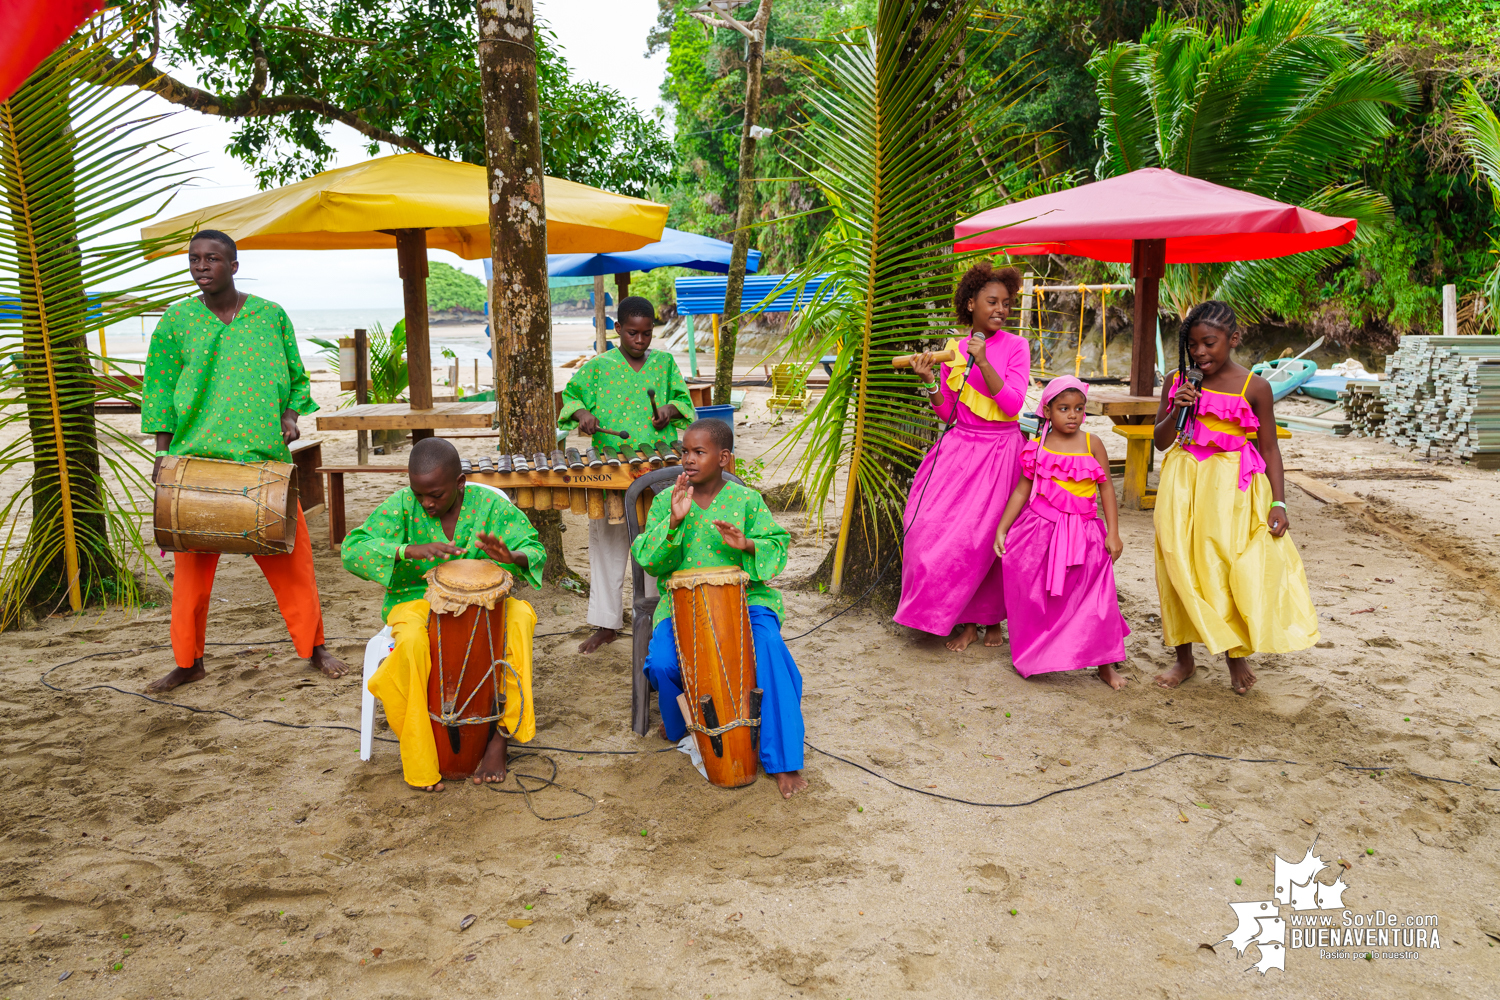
[475,0,569,581]
[714,0,775,407]
[2,70,109,614]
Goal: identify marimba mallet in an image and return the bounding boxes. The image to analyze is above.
[596,427,631,440]
[891,349,956,368]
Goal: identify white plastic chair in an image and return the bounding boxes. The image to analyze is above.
[360,625,394,761]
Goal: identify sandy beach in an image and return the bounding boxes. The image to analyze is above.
[2,354,1499,999]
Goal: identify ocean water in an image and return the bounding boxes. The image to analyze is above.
[91,308,593,370]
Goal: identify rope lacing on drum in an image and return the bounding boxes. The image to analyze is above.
[673,580,757,736]
[430,605,523,737]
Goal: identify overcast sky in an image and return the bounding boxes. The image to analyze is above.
[132,0,668,311]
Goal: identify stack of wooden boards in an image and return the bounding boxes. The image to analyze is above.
[1378,336,1500,467]
[1341,381,1386,438]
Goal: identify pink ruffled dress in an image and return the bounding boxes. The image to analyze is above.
[1000,434,1130,676]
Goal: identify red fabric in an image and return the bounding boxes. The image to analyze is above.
[0,0,103,105]
[170,507,326,668]
[953,168,1357,263]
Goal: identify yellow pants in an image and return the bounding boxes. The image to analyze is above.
[367,597,537,787]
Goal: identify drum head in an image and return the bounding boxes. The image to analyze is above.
[424,558,513,614]
[665,565,751,591]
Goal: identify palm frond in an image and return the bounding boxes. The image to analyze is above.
[764,2,1047,590]
[0,18,197,624]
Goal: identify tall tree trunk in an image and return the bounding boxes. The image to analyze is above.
[714,0,775,407]
[1,70,110,615]
[475,0,568,581]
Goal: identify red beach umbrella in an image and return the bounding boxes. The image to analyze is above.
[954,168,1358,394]
[0,0,103,104]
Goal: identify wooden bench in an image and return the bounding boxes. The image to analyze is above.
[288,438,325,513]
[1110,424,1291,510]
[317,465,408,546]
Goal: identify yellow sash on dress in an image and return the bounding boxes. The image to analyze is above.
[942,337,1015,422]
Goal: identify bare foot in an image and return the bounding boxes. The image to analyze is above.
[472,731,508,784]
[1154,645,1196,689]
[771,771,808,799]
[1098,662,1129,690]
[1227,656,1257,695]
[310,645,348,679]
[579,627,618,654]
[412,781,444,793]
[945,624,979,652]
[658,722,675,742]
[982,623,1006,647]
[147,660,205,693]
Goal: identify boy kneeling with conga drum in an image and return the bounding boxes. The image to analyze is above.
[342,438,546,792]
[632,418,808,799]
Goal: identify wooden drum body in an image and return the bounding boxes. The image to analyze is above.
[666,566,761,789]
[424,560,514,780]
[154,455,298,555]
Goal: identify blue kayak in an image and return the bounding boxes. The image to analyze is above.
[1251,358,1318,401]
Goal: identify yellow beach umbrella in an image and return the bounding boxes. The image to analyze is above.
[142,153,667,417]
[143,152,668,256]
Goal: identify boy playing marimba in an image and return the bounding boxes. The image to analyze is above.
[558,296,695,654]
[631,418,808,798]
[341,438,546,792]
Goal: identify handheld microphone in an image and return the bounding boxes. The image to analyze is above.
[1175,366,1204,439]
[966,329,988,368]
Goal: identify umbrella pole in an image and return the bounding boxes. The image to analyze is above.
[396,228,434,439]
[1130,238,1165,397]
[593,275,608,355]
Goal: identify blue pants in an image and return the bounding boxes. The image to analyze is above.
[644,604,804,774]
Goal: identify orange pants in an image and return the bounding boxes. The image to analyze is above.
[170,506,326,669]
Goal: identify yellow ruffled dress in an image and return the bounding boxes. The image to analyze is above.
[1154,374,1319,657]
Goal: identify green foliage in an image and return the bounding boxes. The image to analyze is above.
[1090,0,1416,320]
[426,261,485,313]
[1454,81,1500,327]
[110,2,672,194]
[308,319,409,406]
[650,0,870,271]
[0,23,195,622]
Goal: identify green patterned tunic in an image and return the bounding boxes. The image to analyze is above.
[630,481,789,628]
[557,349,696,452]
[141,294,318,463]
[341,484,546,620]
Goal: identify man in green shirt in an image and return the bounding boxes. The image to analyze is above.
[341,438,546,790]
[557,295,695,654]
[142,229,347,692]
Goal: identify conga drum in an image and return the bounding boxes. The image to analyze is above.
[423,559,514,780]
[665,566,761,788]
[154,455,298,554]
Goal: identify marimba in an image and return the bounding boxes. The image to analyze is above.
[462,441,684,529]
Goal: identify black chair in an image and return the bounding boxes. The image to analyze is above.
[622,465,747,735]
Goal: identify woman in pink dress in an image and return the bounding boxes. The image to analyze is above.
[995,376,1130,689]
[894,262,1029,651]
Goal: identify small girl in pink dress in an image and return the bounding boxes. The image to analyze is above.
[994,377,1130,689]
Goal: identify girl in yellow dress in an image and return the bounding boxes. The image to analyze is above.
[1150,301,1319,694]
